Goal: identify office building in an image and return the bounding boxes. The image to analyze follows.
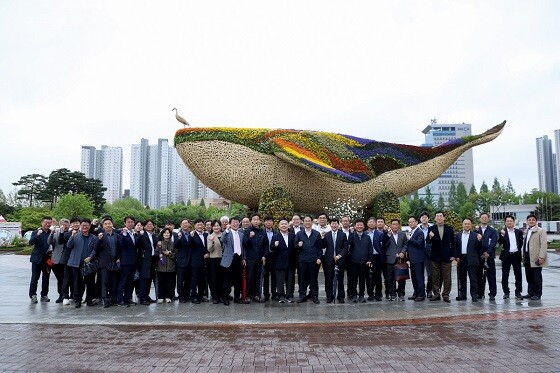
[80,145,123,204]
[536,135,557,193]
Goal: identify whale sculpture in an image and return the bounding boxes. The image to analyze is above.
[174,121,505,213]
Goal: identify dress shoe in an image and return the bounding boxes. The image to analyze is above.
[389,296,396,301]
[426,292,433,299]
[102,300,110,308]
[127,300,137,306]
[244,297,251,304]
[398,295,405,301]
[352,295,358,303]
[375,296,383,301]
[312,297,320,304]
[55,296,64,303]
[278,296,286,303]
[456,296,467,301]
[430,297,441,301]
[515,293,523,300]
[443,297,450,303]
[140,300,150,305]
[367,296,374,301]
[408,295,417,300]
[117,301,128,307]
[86,301,95,307]
[191,298,201,304]
[234,298,243,304]
[489,295,496,301]
[326,297,333,304]
[286,297,294,303]
[530,296,541,300]
[297,296,307,303]
[75,301,81,308]
[522,294,531,299]
[179,297,187,303]
[503,293,510,299]
[337,298,345,304]
[201,296,209,302]
[472,297,478,302]
[263,296,270,302]
[414,297,425,302]
[359,296,366,303]
[212,299,220,304]
[223,300,230,306]
[40,296,50,302]
[272,295,280,301]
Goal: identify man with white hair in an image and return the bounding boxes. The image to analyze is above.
[220,216,230,231]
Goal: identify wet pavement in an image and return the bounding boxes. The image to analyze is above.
[1,253,560,372]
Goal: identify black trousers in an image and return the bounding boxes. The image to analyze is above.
[275,269,287,297]
[72,266,95,303]
[286,264,296,298]
[477,257,497,297]
[323,261,334,299]
[333,264,346,300]
[223,254,242,300]
[99,268,119,301]
[29,262,50,298]
[176,266,192,299]
[157,272,176,299]
[524,254,543,297]
[52,263,64,298]
[457,256,478,298]
[501,252,522,295]
[62,264,74,299]
[246,259,260,297]
[190,266,206,300]
[117,264,135,303]
[346,261,355,297]
[298,261,319,297]
[410,261,426,297]
[263,259,277,298]
[369,255,383,298]
[207,258,223,300]
[350,262,369,297]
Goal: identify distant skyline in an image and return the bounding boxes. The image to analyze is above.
[1,1,559,199]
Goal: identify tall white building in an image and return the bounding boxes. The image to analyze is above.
[420,120,474,204]
[130,138,218,209]
[536,134,558,193]
[80,145,123,203]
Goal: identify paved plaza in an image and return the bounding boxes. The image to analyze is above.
[1,253,559,372]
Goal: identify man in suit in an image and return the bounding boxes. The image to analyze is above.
[116,216,140,307]
[348,219,373,303]
[220,217,245,305]
[243,213,267,302]
[189,219,209,304]
[419,212,433,298]
[67,218,99,308]
[366,217,385,302]
[322,218,348,303]
[455,218,482,302]
[286,215,302,302]
[28,216,53,303]
[523,214,548,300]
[268,218,295,303]
[427,211,456,302]
[498,215,524,300]
[174,219,192,302]
[137,219,158,305]
[262,216,277,301]
[475,212,498,300]
[406,216,427,301]
[295,216,323,304]
[383,219,408,301]
[376,217,392,299]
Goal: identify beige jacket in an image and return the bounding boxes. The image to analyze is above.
[523,226,548,268]
[207,233,223,259]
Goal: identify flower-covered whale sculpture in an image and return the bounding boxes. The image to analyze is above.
[174,121,505,213]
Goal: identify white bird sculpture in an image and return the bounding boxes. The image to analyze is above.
[172,108,190,127]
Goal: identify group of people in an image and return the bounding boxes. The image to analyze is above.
[27,210,549,309]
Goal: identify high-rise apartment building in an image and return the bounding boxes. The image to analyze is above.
[130,138,218,209]
[536,134,558,193]
[80,145,123,203]
[420,120,474,204]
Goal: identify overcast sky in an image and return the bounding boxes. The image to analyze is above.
[1,1,559,199]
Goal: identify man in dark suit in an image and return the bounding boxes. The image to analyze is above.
[322,218,348,303]
[426,211,456,302]
[286,215,302,302]
[268,218,295,303]
[262,216,277,301]
[476,212,498,300]
[383,219,408,301]
[28,216,54,303]
[174,219,192,302]
[406,216,427,301]
[189,219,209,304]
[348,219,373,303]
[137,219,158,305]
[366,218,385,302]
[116,216,140,307]
[455,218,482,302]
[243,213,267,302]
[91,217,122,308]
[498,215,524,300]
[295,216,323,304]
[220,217,244,305]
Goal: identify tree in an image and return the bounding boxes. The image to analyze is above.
[447,180,458,213]
[479,180,489,194]
[53,194,94,220]
[12,174,47,207]
[6,207,52,232]
[424,186,435,214]
[199,198,206,207]
[469,184,477,196]
[437,194,445,210]
[456,182,469,207]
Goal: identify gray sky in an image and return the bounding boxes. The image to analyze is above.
[1,1,559,199]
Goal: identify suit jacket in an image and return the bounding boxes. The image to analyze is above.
[383,231,408,265]
[295,229,323,263]
[407,227,426,264]
[455,231,482,266]
[66,233,98,268]
[220,229,243,268]
[91,231,122,269]
[119,231,140,266]
[524,226,548,268]
[268,232,295,270]
[243,226,267,261]
[48,231,64,265]
[174,229,192,268]
[475,225,498,259]
[348,232,373,264]
[498,228,523,260]
[137,231,158,278]
[29,229,52,265]
[426,224,455,262]
[367,230,386,264]
[322,230,348,267]
[189,231,208,269]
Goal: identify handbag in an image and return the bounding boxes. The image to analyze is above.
[107,261,121,272]
[81,260,99,277]
[394,258,410,281]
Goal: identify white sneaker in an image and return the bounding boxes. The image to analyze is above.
[165,298,171,303]
[157,299,164,304]
[31,295,38,303]
[62,299,70,306]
